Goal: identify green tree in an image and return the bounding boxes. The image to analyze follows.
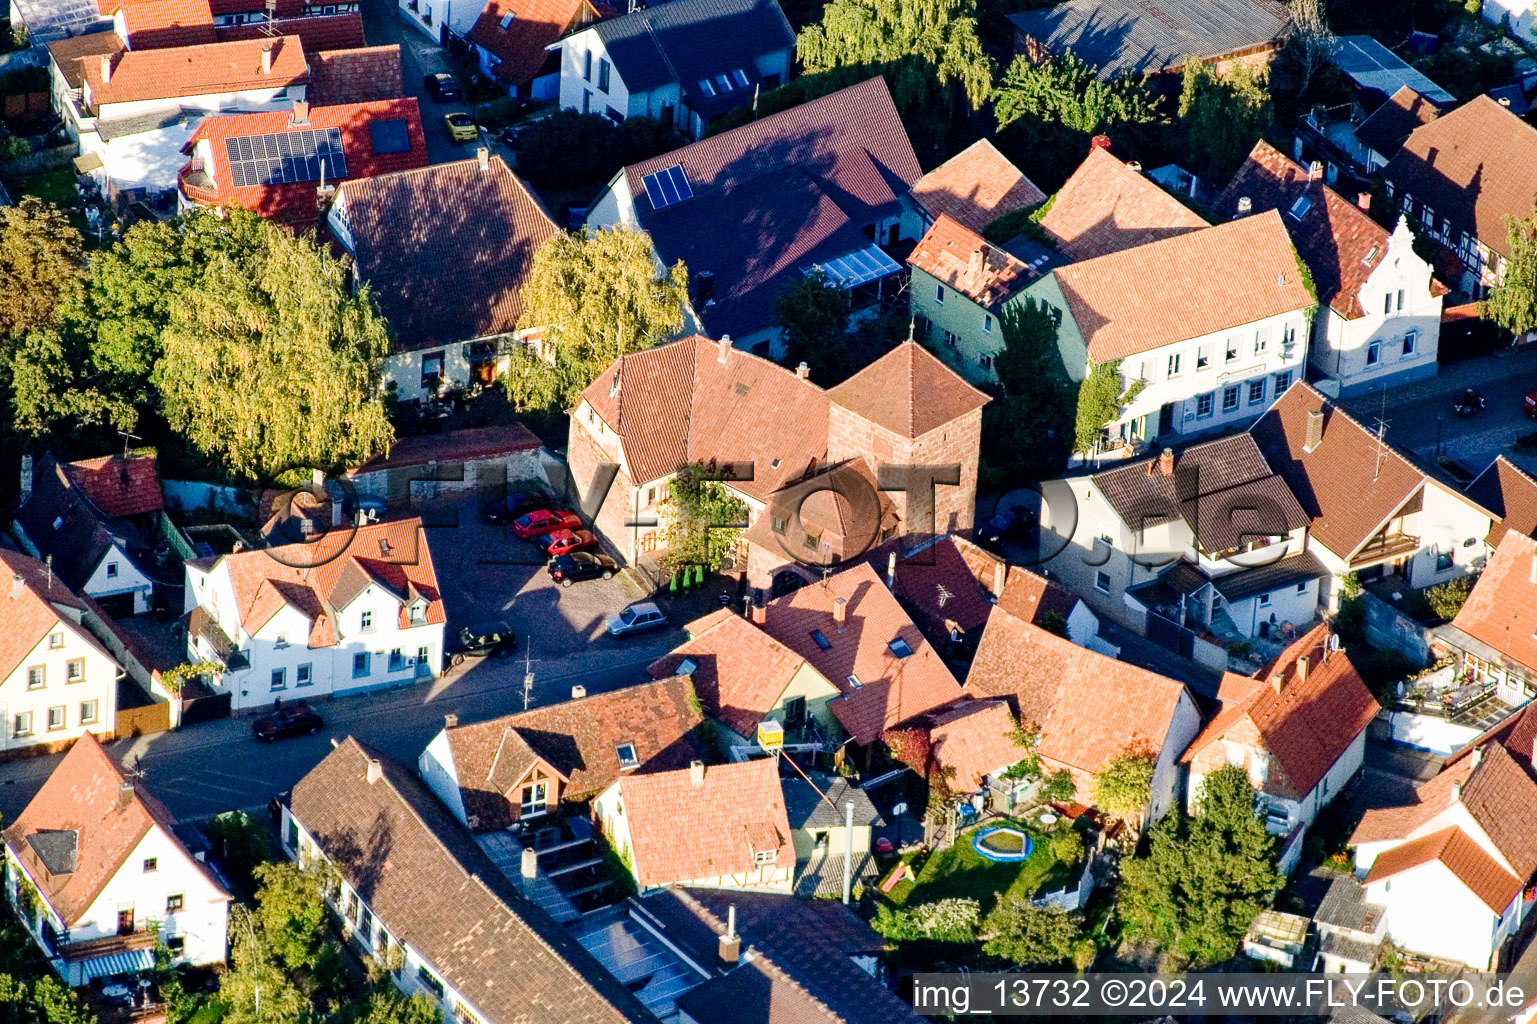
[984,299,1075,479]
[870,897,981,943]
[1178,61,1273,180]
[0,197,84,349]
[251,861,333,973]
[774,271,852,383]
[994,53,1162,135]
[9,327,136,436]
[208,810,274,889]
[982,897,1084,967]
[155,223,393,480]
[660,462,749,571]
[1486,208,1537,339]
[219,909,313,1024]
[1092,750,1155,828]
[1074,360,1144,455]
[1118,764,1282,965]
[1284,0,1336,95]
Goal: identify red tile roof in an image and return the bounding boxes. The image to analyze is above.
[616,758,793,887]
[760,562,964,746]
[1466,456,1537,547]
[1182,624,1378,801]
[207,0,303,16]
[1039,146,1208,262]
[1352,755,1472,845]
[61,452,163,518]
[927,699,1021,791]
[83,36,308,106]
[1452,532,1537,676]
[910,139,1046,234]
[306,44,405,105]
[0,550,114,686]
[183,99,428,226]
[1364,825,1522,913]
[908,214,1033,309]
[117,0,216,48]
[825,340,990,439]
[1249,382,1426,559]
[648,610,809,740]
[966,604,1189,779]
[1052,211,1315,362]
[347,422,541,476]
[1216,141,1446,321]
[214,13,368,52]
[467,0,607,85]
[1356,85,1441,161]
[3,734,229,926]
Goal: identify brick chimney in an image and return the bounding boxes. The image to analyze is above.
[261,43,274,75]
[1090,134,1111,150]
[1270,671,1285,695]
[992,559,1007,599]
[833,596,846,630]
[1158,448,1174,477]
[795,362,809,379]
[968,248,985,281]
[717,906,741,965]
[1357,192,1372,213]
[717,334,732,363]
[117,780,135,810]
[1303,409,1324,453]
[100,53,113,84]
[444,713,458,729]
[689,760,706,788]
[1297,654,1309,683]
[289,99,310,125]
[366,758,383,784]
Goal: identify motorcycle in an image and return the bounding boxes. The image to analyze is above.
[1453,388,1486,417]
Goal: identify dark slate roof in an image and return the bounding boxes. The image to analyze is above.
[27,830,79,876]
[588,0,793,117]
[1007,0,1291,80]
[15,453,118,592]
[621,76,921,339]
[1355,85,1441,161]
[782,774,883,830]
[1312,867,1384,934]
[290,738,660,1024]
[1207,550,1329,603]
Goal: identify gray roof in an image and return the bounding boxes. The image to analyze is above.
[1313,871,1383,936]
[1319,931,1381,969]
[782,774,883,830]
[27,829,78,876]
[1328,36,1455,107]
[589,0,793,113]
[1208,551,1329,603]
[793,850,879,897]
[15,454,117,593]
[1007,0,1291,80]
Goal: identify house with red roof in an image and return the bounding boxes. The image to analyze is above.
[1217,141,1446,398]
[1435,531,1537,707]
[467,0,609,99]
[3,734,230,987]
[593,756,794,892]
[178,97,427,226]
[181,518,445,711]
[1182,624,1377,872]
[909,139,1045,237]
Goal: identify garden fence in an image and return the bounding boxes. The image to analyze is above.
[1031,856,1096,912]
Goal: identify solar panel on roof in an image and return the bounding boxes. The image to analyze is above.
[368,119,411,155]
[224,127,347,188]
[641,165,692,210]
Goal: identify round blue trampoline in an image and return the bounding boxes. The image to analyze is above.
[971,826,1034,862]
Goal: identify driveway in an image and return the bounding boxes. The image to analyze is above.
[1338,346,1537,478]
[359,0,483,164]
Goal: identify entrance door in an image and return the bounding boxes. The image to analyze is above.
[1158,403,1175,436]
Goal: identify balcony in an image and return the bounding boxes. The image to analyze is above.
[177,161,217,205]
[1348,533,1420,570]
[59,929,158,963]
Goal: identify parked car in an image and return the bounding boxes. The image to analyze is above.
[979,505,1034,546]
[445,112,477,142]
[482,491,548,526]
[253,702,324,742]
[500,123,528,149]
[512,509,581,540]
[1525,389,1537,418]
[547,551,618,586]
[450,620,516,666]
[423,73,462,100]
[607,601,667,637]
[542,529,598,557]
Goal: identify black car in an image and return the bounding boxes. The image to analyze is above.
[423,73,462,100]
[253,702,324,742]
[547,551,618,586]
[979,505,1034,546]
[481,491,549,525]
[450,620,516,666]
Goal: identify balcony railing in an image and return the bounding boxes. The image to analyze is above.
[1348,533,1420,570]
[60,929,158,962]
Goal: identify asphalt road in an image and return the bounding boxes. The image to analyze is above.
[359,0,485,164]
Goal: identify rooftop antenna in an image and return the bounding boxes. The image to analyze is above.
[1372,389,1389,483]
[117,428,141,461]
[906,316,915,344]
[262,0,278,34]
[522,644,535,710]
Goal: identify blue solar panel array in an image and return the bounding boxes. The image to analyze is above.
[225,127,347,187]
[641,165,693,210]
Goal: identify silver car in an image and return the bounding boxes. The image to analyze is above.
[606,601,667,637]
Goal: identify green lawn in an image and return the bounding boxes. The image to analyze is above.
[889,821,1077,916]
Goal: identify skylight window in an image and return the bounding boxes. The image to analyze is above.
[616,742,639,769]
[498,10,514,27]
[698,78,716,97]
[1287,195,1314,221]
[731,68,749,88]
[888,637,913,658]
[1363,245,1380,267]
[810,630,831,651]
[641,164,693,210]
[846,673,861,689]
[715,73,732,93]
[677,657,697,676]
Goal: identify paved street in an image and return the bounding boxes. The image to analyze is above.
[1339,346,1537,476]
[358,0,484,164]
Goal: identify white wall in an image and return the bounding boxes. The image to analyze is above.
[0,621,118,754]
[417,729,467,825]
[90,84,302,124]
[1149,691,1201,823]
[1223,575,1320,638]
[1484,0,1537,45]
[81,540,153,614]
[1365,860,1508,969]
[1404,481,1492,587]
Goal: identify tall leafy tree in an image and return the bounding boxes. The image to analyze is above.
[219,910,313,1024]
[1486,208,1537,339]
[994,54,1162,135]
[983,299,1075,479]
[1118,764,1282,965]
[774,271,851,383]
[660,461,749,570]
[156,223,394,480]
[1092,749,1155,832]
[1178,61,1273,180]
[251,861,334,974]
[0,197,84,349]
[1074,359,1144,455]
[983,897,1085,967]
[1284,0,1336,94]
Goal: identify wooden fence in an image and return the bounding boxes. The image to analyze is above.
[115,701,171,738]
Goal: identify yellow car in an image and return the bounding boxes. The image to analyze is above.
[445,112,478,143]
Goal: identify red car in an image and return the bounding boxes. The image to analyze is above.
[1525,390,1537,419]
[542,529,598,557]
[512,509,580,540]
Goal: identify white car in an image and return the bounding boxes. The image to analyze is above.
[606,602,667,637]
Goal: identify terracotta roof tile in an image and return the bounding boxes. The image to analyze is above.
[291,740,658,1023]
[213,13,368,52]
[825,340,990,439]
[1182,624,1378,800]
[868,535,1001,639]
[1364,825,1522,913]
[1052,211,1315,362]
[1466,456,1537,547]
[1453,532,1537,679]
[306,44,405,105]
[927,699,1021,791]
[337,154,558,352]
[648,612,807,740]
[743,460,897,568]
[1039,146,1209,262]
[908,214,1033,309]
[1356,85,1441,161]
[117,0,216,48]
[966,605,1189,778]
[1249,382,1425,559]
[910,139,1046,234]
[83,36,308,106]
[3,734,229,927]
[346,422,541,475]
[0,550,113,695]
[761,562,964,746]
[1383,95,1537,261]
[61,452,163,518]
[617,758,792,887]
[467,0,607,86]
[1352,756,1472,845]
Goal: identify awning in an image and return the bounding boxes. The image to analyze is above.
[79,948,156,982]
[808,245,902,289]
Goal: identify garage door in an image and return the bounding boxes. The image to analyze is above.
[95,592,137,619]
